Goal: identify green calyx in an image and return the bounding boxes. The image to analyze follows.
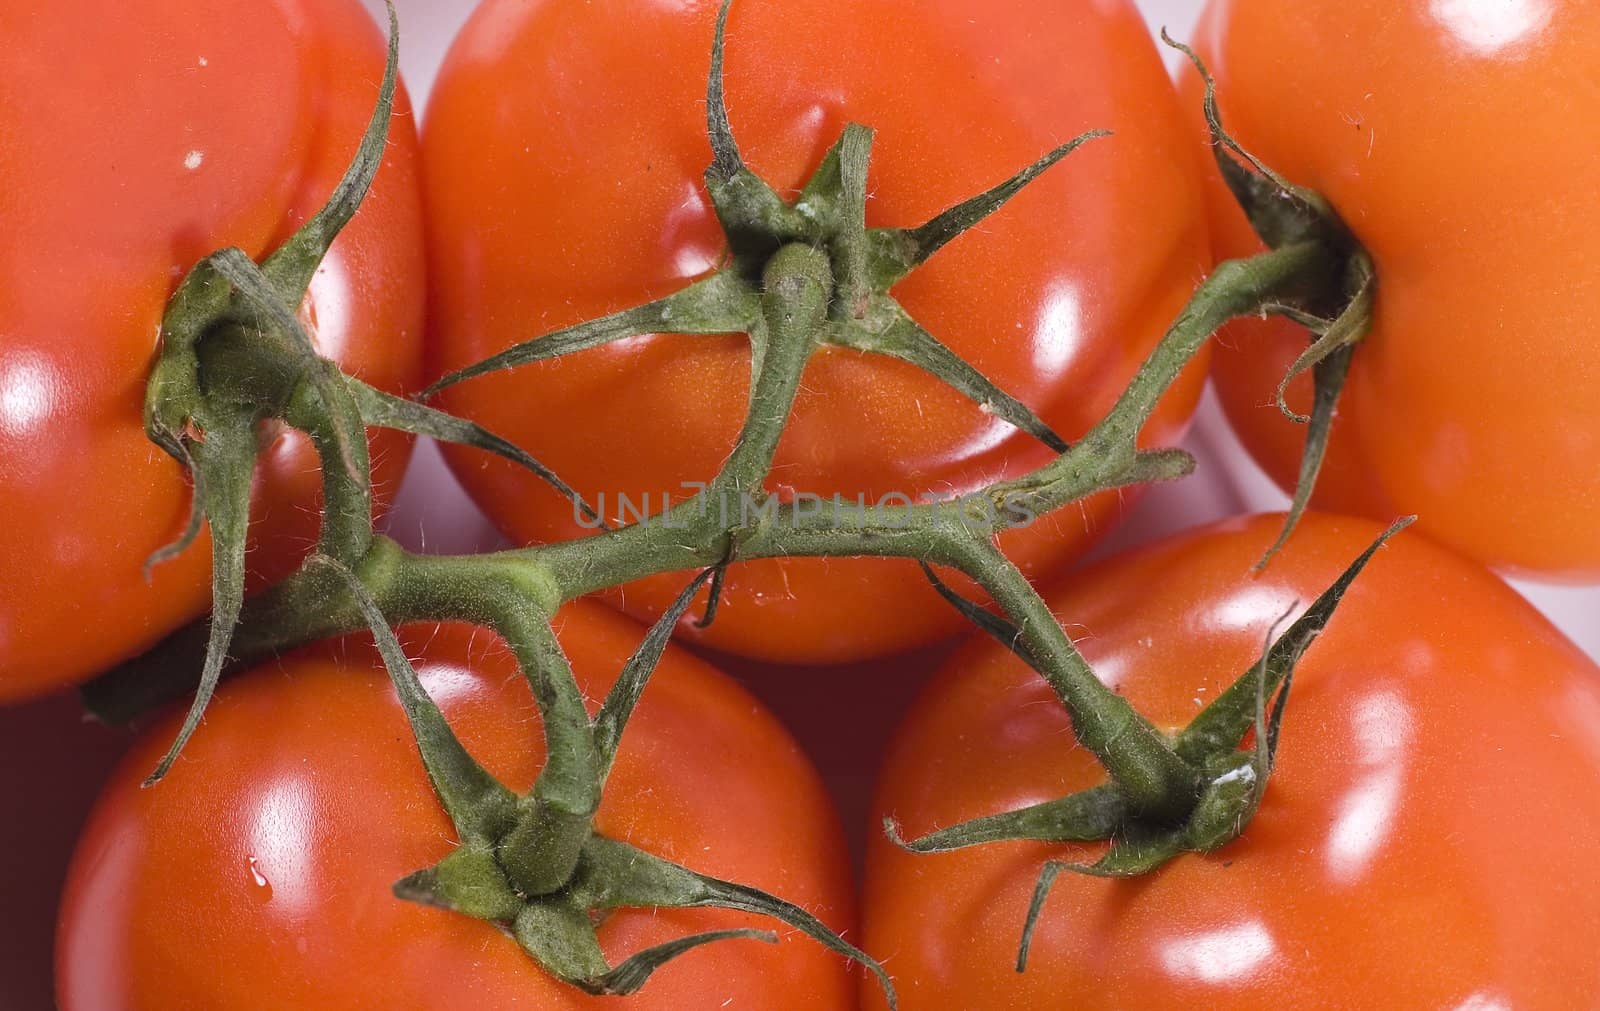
[891,517,1414,974]
[318,556,897,1003]
[424,1,1090,460]
[1163,32,1378,568]
[135,4,602,785]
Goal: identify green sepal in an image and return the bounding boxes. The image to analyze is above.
[510,899,776,998]
[581,929,778,996]
[142,412,256,786]
[592,565,720,775]
[1015,831,1183,972]
[793,132,848,232]
[1176,516,1413,765]
[421,269,761,398]
[261,0,399,300]
[692,560,731,629]
[347,378,603,527]
[1257,254,1376,568]
[832,295,1068,452]
[141,437,207,580]
[1162,31,1339,252]
[310,555,519,842]
[701,0,812,260]
[510,902,612,984]
[395,843,524,923]
[572,836,899,1009]
[1277,261,1376,424]
[917,561,1037,666]
[868,130,1109,288]
[885,784,1126,854]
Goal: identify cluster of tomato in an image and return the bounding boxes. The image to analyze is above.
[4,0,1600,1008]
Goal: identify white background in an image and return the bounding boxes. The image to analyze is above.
[366,0,1599,659]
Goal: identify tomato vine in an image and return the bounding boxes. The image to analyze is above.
[86,0,1396,999]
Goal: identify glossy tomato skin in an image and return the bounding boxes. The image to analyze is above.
[1186,1,1600,580]
[0,0,426,702]
[57,607,858,1010]
[422,0,1212,664]
[863,513,1600,1009]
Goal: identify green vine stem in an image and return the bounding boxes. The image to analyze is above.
[88,1,1386,998]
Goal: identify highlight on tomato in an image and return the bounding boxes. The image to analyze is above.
[864,512,1600,1008]
[0,0,426,703]
[420,0,1213,664]
[57,608,864,1009]
[1183,0,1600,580]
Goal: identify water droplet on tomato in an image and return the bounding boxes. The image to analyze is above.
[246,855,273,899]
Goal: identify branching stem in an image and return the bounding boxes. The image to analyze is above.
[85,5,1382,999]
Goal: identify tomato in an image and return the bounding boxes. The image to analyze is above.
[0,693,129,1010]
[862,512,1600,1008]
[0,0,426,702]
[1184,0,1600,580]
[421,0,1212,664]
[57,607,858,1009]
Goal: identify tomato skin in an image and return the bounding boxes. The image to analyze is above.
[1186,0,1600,580]
[0,0,426,702]
[862,513,1600,1009]
[56,607,857,1010]
[421,0,1211,664]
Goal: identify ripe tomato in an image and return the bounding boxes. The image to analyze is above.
[1185,0,1600,579]
[422,0,1211,664]
[863,512,1600,1008]
[57,608,858,1009]
[0,0,426,702]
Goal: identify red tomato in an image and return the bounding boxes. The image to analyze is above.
[57,608,859,1009]
[0,0,426,702]
[1185,0,1600,579]
[863,513,1600,1008]
[421,0,1211,664]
